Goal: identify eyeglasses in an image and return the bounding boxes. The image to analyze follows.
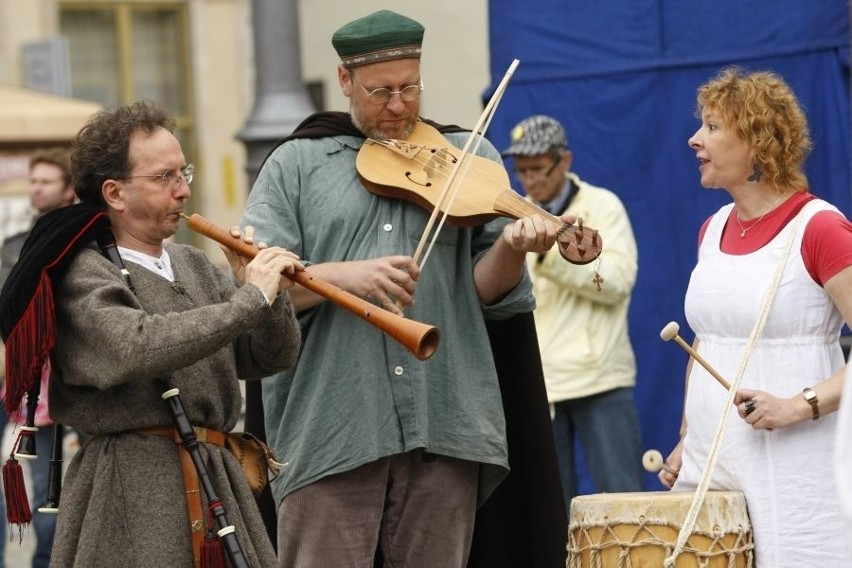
[124,164,194,188]
[354,77,424,105]
[512,159,560,180]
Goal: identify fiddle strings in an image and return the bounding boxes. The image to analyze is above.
[419,108,497,268]
[399,145,565,226]
[371,126,569,226]
[374,135,591,262]
[413,58,520,269]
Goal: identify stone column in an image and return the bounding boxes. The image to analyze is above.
[237,0,315,186]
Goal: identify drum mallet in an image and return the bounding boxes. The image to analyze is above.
[642,449,679,475]
[659,322,731,391]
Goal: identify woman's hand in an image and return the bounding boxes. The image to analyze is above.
[734,389,809,430]
[659,438,684,489]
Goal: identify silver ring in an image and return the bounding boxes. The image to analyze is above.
[658,465,678,476]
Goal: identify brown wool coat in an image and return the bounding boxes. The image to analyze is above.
[47,244,300,568]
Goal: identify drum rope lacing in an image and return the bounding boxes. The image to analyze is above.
[663,203,815,566]
[568,518,754,568]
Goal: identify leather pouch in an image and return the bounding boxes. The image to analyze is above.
[224,431,285,495]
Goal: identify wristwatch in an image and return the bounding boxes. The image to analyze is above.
[802,387,819,421]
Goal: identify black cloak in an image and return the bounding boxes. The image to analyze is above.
[244,111,568,567]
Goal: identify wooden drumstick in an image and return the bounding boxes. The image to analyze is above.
[660,322,731,391]
[642,449,678,475]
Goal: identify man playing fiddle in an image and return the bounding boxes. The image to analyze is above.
[241,9,569,568]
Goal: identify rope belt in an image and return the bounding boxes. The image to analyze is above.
[138,426,226,566]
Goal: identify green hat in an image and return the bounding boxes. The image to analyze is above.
[332,10,424,68]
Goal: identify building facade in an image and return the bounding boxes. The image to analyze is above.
[0,0,490,256]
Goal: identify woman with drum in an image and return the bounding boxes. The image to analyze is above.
[658,67,852,566]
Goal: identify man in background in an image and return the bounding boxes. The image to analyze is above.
[503,115,644,511]
[0,149,76,286]
[0,148,75,568]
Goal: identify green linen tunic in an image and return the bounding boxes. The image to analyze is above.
[242,126,536,508]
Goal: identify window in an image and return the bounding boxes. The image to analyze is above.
[60,2,195,240]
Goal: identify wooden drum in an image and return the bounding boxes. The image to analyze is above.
[567,491,754,567]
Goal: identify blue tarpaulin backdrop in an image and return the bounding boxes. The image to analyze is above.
[485,1,850,492]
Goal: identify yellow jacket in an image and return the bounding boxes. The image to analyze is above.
[527,172,638,401]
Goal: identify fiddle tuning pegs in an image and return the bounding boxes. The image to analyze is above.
[555,216,603,265]
[572,217,587,254]
[576,217,584,236]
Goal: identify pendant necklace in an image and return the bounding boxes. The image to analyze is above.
[735,194,783,238]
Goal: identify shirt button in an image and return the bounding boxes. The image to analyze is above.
[394,366,404,376]
[383,223,393,232]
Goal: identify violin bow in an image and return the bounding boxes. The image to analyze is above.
[414,58,520,270]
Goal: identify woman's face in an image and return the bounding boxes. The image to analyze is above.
[688,108,754,190]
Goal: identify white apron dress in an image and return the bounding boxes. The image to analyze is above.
[675,200,851,567]
[837,365,852,538]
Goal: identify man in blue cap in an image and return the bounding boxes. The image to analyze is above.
[242,9,568,568]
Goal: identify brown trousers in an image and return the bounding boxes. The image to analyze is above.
[277,449,479,568]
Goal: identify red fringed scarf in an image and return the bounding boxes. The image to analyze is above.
[0,203,109,413]
[4,271,57,414]
[0,203,109,528]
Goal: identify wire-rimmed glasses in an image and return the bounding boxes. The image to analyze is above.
[512,159,560,180]
[124,164,194,188]
[354,77,424,105]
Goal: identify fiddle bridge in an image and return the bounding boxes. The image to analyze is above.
[365,139,458,188]
[368,138,422,160]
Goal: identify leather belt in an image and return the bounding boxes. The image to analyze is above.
[137,426,226,566]
[139,426,226,447]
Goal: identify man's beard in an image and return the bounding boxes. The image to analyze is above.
[350,103,415,141]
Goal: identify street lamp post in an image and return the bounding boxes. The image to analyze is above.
[237,0,315,548]
[237,0,316,186]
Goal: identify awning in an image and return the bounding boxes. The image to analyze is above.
[0,84,101,143]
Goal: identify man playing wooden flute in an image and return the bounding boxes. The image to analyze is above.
[0,101,302,567]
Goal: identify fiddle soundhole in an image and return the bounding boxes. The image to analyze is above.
[405,170,432,187]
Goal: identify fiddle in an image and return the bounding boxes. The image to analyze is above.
[356,120,603,265]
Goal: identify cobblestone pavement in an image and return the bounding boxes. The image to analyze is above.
[3,527,36,568]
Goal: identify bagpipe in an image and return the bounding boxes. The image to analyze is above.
[0,203,250,567]
[0,206,106,533]
[2,368,62,529]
